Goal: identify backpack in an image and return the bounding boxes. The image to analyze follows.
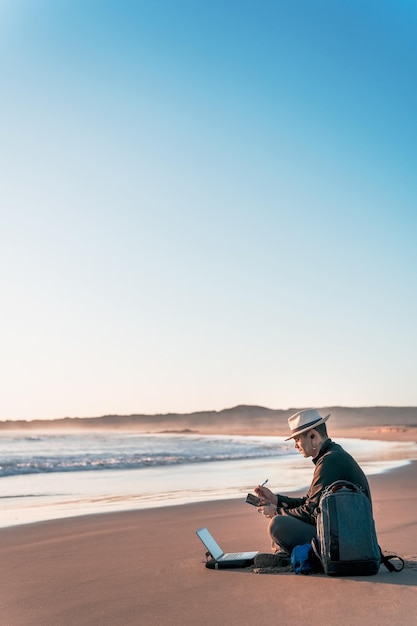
[312,480,404,576]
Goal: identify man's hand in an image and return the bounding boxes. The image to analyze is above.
[254,485,277,507]
[257,503,277,518]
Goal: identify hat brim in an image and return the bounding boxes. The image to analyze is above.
[285,413,331,441]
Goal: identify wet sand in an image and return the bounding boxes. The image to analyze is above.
[1,456,416,625]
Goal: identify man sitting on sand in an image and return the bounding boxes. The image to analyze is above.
[254,408,372,566]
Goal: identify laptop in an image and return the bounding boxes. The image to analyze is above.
[196,527,258,569]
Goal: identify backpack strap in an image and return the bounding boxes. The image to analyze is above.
[379,547,405,572]
[323,480,362,496]
[311,537,323,567]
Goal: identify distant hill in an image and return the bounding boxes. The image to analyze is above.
[1,405,417,438]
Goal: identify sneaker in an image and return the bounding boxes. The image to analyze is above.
[254,553,291,568]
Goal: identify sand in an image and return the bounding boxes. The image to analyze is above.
[1,437,416,625]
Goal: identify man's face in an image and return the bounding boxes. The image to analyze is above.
[293,431,315,458]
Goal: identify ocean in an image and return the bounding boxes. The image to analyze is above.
[1,431,416,528]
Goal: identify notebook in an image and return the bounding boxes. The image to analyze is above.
[196,527,258,569]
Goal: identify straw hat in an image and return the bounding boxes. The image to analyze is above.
[285,409,330,441]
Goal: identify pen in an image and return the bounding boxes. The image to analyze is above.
[261,479,269,487]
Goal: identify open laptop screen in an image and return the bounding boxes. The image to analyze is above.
[196,527,223,560]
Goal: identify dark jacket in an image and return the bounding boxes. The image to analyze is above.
[276,439,372,525]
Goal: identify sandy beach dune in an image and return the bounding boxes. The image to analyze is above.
[2,405,417,440]
[1,458,416,626]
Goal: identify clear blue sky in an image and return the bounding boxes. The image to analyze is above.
[1,0,416,420]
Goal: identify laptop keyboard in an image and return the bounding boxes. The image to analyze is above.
[222,553,246,560]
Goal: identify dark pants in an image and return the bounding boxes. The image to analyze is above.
[268,515,317,556]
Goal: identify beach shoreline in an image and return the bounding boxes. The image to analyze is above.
[1,428,416,531]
